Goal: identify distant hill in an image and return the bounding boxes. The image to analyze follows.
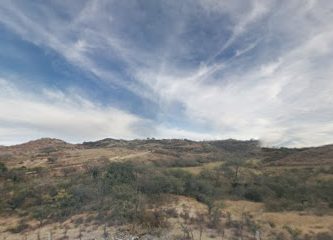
[2,138,73,153]
[1,137,332,239]
[0,137,332,169]
[269,144,333,166]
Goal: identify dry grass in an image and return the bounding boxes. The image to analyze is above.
[171,161,223,175]
[223,200,333,234]
[2,198,332,239]
[1,138,332,239]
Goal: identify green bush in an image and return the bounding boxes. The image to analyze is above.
[32,206,50,226]
[138,209,168,229]
[109,184,145,224]
[0,162,7,175]
[7,189,31,210]
[184,178,216,204]
[54,189,75,209]
[139,173,184,195]
[105,162,136,186]
[243,186,263,202]
[70,184,96,206]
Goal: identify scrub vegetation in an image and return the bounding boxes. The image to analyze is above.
[0,138,332,239]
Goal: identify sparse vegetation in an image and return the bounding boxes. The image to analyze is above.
[0,161,7,175]
[0,138,332,239]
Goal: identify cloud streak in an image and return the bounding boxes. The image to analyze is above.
[0,79,145,144]
[0,0,333,147]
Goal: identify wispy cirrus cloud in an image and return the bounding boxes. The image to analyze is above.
[0,0,332,146]
[0,78,149,145]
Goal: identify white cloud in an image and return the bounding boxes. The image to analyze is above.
[203,0,271,60]
[0,79,145,145]
[132,0,333,147]
[0,0,333,147]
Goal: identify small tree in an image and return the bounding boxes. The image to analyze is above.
[207,207,222,229]
[78,227,83,240]
[180,223,194,240]
[102,224,109,240]
[221,157,246,188]
[32,206,49,226]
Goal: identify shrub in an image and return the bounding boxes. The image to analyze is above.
[47,156,58,164]
[243,186,263,202]
[32,206,50,226]
[0,162,7,175]
[7,189,31,210]
[139,174,184,195]
[105,162,136,186]
[207,207,222,229]
[54,189,75,209]
[316,232,333,240]
[8,221,29,233]
[0,153,13,161]
[109,184,145,223]
[283,225,301,240]
[40,146,57,155]
[5,167,26,182]
[139,209,168,229]
[184,178,215,203]
[85,164,102,179]
[164,208,178,218]
[70,184,96,206]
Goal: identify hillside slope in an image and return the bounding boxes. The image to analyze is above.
[0,138,332,239]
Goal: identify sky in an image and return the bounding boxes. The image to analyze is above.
[0,0,333,147]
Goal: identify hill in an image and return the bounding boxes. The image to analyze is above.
[0,138,332,239]
[270,144,333,166]
[1,137,332,169]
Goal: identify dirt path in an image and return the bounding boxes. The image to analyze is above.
[108,151,150,161]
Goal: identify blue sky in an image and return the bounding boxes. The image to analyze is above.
[0,0,333,147]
